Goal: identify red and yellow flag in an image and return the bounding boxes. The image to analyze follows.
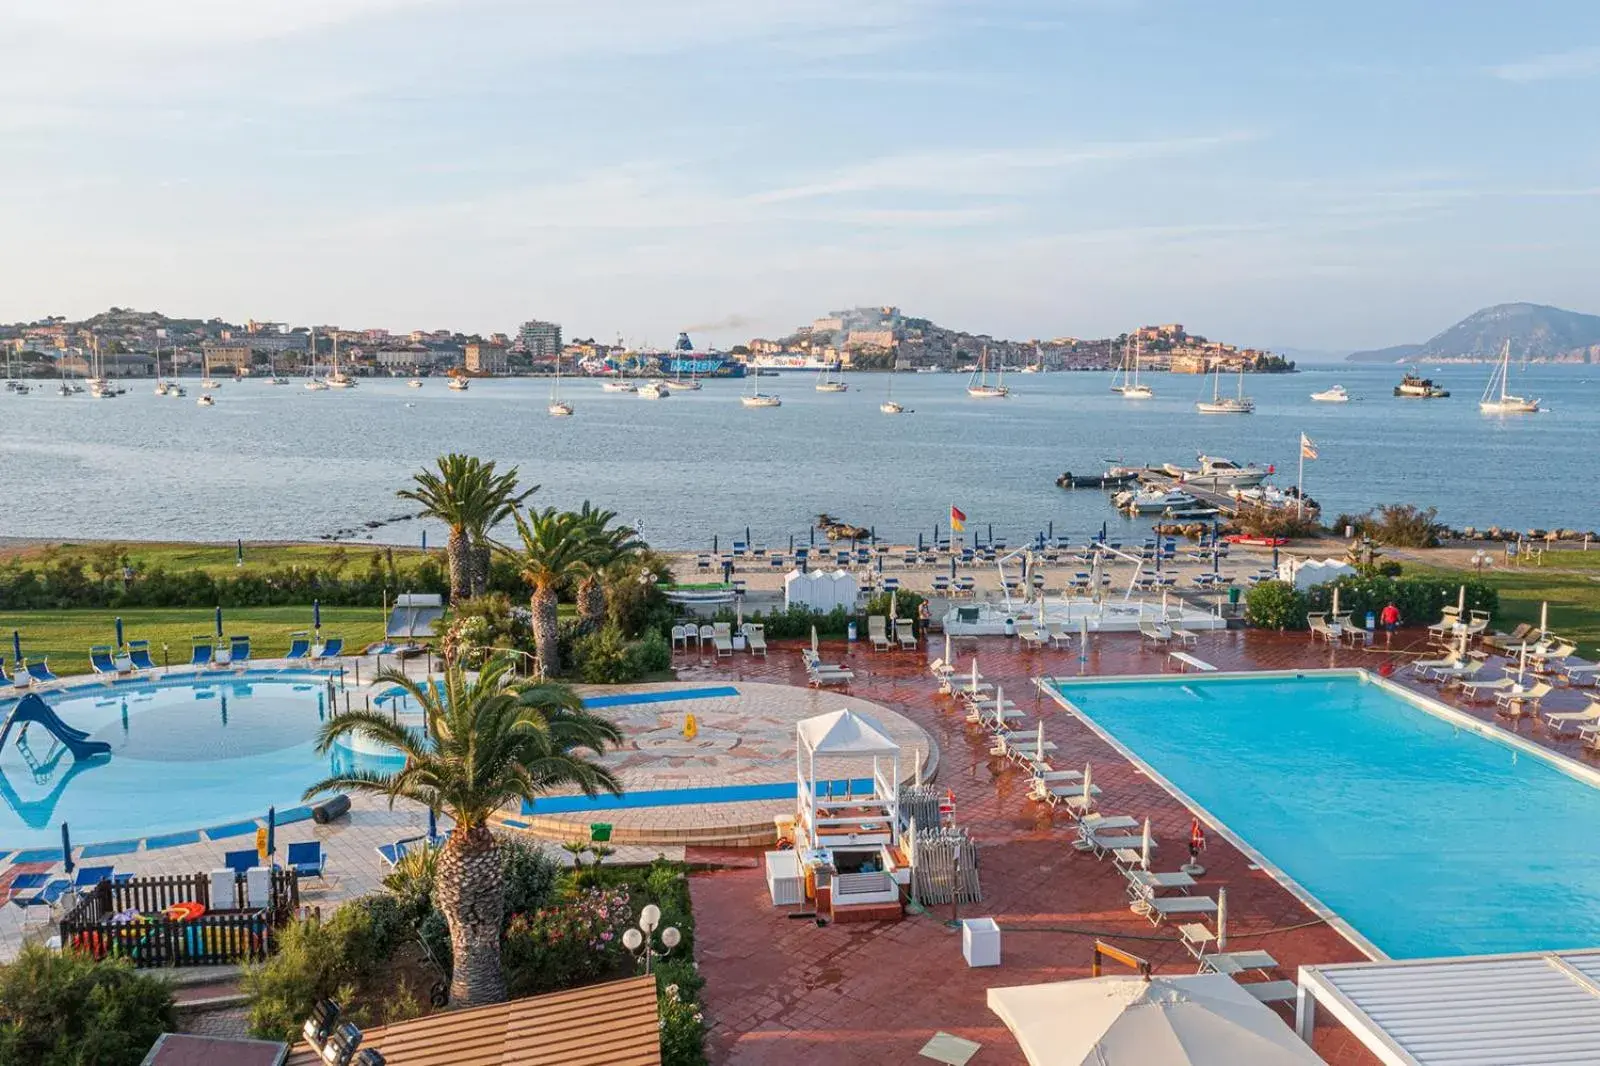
[950,505,967,532]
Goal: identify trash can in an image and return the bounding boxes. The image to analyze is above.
[847,621,857,643]
[1003,616,1016,637]
[1228,587,1242,606]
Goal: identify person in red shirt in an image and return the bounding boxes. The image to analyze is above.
[1379,601,1401,646]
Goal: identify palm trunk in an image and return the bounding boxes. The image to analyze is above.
[471,542,492,597]
[576,576,606,629]
[434,824,506,1007]
[532,586,560,676]
[446,529,472,603]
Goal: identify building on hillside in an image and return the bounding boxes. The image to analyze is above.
[845,329,896,351]
[375,346,460,370]
[466,341,509,374]
[201,344,253,371]
[517,320,562,360]
[58,352,155,377]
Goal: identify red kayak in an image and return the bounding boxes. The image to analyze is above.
[1223,534,1290,546]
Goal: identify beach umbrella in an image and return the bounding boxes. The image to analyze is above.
[745,525,751,547]
[736,598,743,631]
[236,538,244,566]
[890,589,898,620]
[1048,520,1054,540]
[1457,584,1466,614]
[809,526,816,547]
[1541,600,1549,634]
[11,630,20,666]
[427,806,438,841]
[114,616,124,648]
[972,656,980,693]
[1080,617,1089,662]
[1099,521,1108,543]
[1331,586,1340,617]
[1519,642,1528,681]
[870,526,876,545]
[918,533,924,551]
[1141,818,1152,870]
[950,555,957,579]
[1035,719,1044,761]
[811,625,819,656]
[876,553,884,574]
[988,522,994,544]
[421,529,427,552]
[1217,887,1229,951]
[713,534,719,554]
[1161,589,1169,618]
[313,599,321,632]
[1081,763,1093,809]
[943,632,951,665]
[61,822,74,875]
[266,806,276,857]
[789,533,795,552]
[215,605,223,638]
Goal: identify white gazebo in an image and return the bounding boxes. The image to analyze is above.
[989,973,1325,1066]
[794,709,903,909]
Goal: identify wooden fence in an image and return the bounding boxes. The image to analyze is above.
[59,870,299,968]
[909,826,982,906]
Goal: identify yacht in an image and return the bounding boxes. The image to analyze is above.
[1310,384,1350,403]
[814,363,848,393]
[548,353,574,416]
[638,380,670,399]
[447,376,470,391]
[741,374,781,407]
[1394,372,1449,398]
[407,378,424,388]
[1114,486,1201,514]
[1195,365,1254,414]
[1165,454,1271,488]
[966,347,1009,398]
[196,393,215,407]
[1478,341,1539,414]
[601,378,637,393]
[1110,336,1154,398]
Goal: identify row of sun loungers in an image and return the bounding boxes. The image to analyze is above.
[801,648,853,687]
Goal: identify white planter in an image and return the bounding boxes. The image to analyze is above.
[962,917,1001,967]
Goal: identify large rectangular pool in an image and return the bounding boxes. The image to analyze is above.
[1049,672,1600,959]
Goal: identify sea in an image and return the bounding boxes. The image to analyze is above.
[2,364,1595,550]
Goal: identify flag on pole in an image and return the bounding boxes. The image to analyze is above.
[950,505,967,532]
[1300,433,1319,460]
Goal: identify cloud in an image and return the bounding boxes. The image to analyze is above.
[748,133,1259,202]
[1490,45,1600,82]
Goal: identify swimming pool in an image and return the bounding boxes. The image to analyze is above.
[0,673,400,850]
[1048,671,1600,959]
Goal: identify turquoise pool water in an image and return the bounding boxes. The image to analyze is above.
[0,674,400,850]
[1050,672,1600,959]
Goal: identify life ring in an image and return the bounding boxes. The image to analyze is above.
[164,901,206,921]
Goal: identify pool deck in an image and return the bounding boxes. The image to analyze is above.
[671,627,1600,1066]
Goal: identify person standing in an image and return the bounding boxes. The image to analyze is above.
[1380,601,1401,646]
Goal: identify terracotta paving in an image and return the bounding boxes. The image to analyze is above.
[675,626,1600,1066]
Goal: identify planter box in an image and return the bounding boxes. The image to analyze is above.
[962,917,1001,967]
[764,850,804,906]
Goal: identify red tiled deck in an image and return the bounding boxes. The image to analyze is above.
[676,626,1594,1065]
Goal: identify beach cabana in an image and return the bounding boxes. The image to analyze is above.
[795,709,903,910]
[989,973,1323,1066]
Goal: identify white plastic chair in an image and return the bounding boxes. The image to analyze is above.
[670,625,687,651]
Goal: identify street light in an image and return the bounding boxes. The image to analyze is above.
[1471,549,1491,575]
[621,903,680,975]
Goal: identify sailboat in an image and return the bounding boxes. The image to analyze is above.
[881,370,905,414]
[966,346,1009,398]
[741,371,781,408]
[1110,337,1153,398]
[304,330,329,389]
[154,345,170,395]
[1479,341,1539,414]
[201,349,222,390]
[666,357,702,392]
[266,348,290,385]
[548,351,574,416]
[814,362,848,393]
[324,337,355,388]
[87,338,116,398]
[1195,363,1254,414]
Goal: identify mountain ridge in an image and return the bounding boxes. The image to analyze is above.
[1346,303,1600,363]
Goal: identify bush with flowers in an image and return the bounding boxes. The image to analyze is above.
[657,979,708,1066]
[502,885,634,997]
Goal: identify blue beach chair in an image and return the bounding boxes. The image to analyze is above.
[127,640,157,672]
[11,878,71,922]
[229,635,251,667]
[89,646,118,676]
[313,637,344,661]
[72,865,116,893]
[284,633,311,660]
[287,841,326,879]
[0,661,15,687]
[26,660,58,684]
[223,849,260,878]
[189,638,213,668]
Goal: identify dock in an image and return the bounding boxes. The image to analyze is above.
[1131,469,1243,517]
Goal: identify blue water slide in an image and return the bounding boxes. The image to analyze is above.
[0,694,112,760]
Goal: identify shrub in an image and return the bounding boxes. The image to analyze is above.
[712,603,850,640]
[658,979,709,1066]
[500,838,563,919]
[1307,575,1497,625]
[1245,581,1310,630]
[0,944,176,1066]
[1342,503,1445,548]
[862,590,926,627]
[382,844,440,925]
[626,630,672,676]
[243,898,398,1041]
[502,886,633,997]
[571,624,635,683]
[1230,504,1321,540]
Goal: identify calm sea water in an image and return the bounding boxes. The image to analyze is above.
[1,365,1594,549]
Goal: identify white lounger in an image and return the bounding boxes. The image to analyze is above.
[1544,703,1600,733]
[1142,895,1218,926]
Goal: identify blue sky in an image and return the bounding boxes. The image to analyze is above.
[3,1,1599,352]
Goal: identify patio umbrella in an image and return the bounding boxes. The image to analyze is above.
[11,630,20,666]
[313,599,321,633]
[943,631,951,665]
[1035,720,1044,761]
[811,625,819,656]
[1217,887,1228,951]
[114,616,124,648]
[950,555,957,580]
[1141,818,1152,870]
[1458,584,1466,613]
[1541,600,1549,634]
[236,538,244,566]
[427,806,438,841]
[988,972,1326,1066]
[1082,764,1093,809]
[736,599,743,631]
[266,806,276,858]
[61,822,74,875]
[972,657,980,693]
[1519,642,1528,682]
[421,528,427,552]
[890,589,898,621]
[215,605,224,638]
[1080,617,1089,662]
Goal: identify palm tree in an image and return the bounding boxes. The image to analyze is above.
[508,507,598,674]
[303,659,620,1007]
[573,503,646,629]
[398,455,536,602]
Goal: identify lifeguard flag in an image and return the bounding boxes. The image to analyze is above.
[1300,433,1319,460]
[950,505,967,532]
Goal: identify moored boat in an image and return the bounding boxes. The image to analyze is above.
[1310,384,1350,403]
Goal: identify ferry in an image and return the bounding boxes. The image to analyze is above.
[1394,372,1449,398]
[657,332,746,379]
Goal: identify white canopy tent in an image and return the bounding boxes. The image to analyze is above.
[784,568,860,612]
[1297,948,1600,1065]
[988,973,1325,1066]
[794,708,900,852]
[1277,557,1356,590]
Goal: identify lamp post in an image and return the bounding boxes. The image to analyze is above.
[622,904,680,976]
[1471,549,1490,575]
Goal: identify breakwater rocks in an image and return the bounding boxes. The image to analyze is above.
[1453,527,1599,543]
[816,513,871,542]
[318,512,419,541]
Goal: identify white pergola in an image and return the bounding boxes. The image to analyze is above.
[794,708,900,852]
[1297,948,1600,1065]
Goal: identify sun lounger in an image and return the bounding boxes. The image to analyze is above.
[89,646,118,676]
[744,623,767,658]
[71,865,118,894]
[25,659,59,685]
[801,650,853,687]
[1241,981,1299,1004]
[223,849,262,878]
[1411,653,1463,679]
[1564,662,1600,687]
[1079,830,1151,857]
[1139,623,1172,646]
[311,637,344,661]
[867,616,892,652]
[895,619,918,650]
[285,633,312,660]
[1460,677,1517,702]
[10,878,71,923]
[1544,701,1600,733]
[189,638,213,668]
[712,623,734,658]
[1435,659,1488,686]
[1532,642,1577,673]
[1427,609,1462,640]
[1484,623,1537,653]
[1168,651,1216,673]
[0,660,21,688]
[1019,622,1049,648]
[1142,894,1218,926]
[127,640,157,672]
[1497,682,1552,719]
[225,635,250,667]
[287,841,327,879]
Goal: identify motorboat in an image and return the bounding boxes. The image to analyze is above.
[1110,336,1154,398]
[196,394,215,407]
[1310,384,1350,403]
[1165,454,1271,488]
[168,383,186,397]
[880,400,905,414]
[1114,487,1201,514]
[1478,341,1539,414]
[639,380,670,399]
[1394,372,1449,398]
[304,378,330,391]
[266,375,291,385]
[447,377,470,391]
[407,378,424,388]
[1195,365,1253,414]
[601,379,638,393]
[966,346,1009,398]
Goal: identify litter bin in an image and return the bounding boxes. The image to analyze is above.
[1227,587,1242,606]
[1003,616,1016,637]
[847,621,857,643]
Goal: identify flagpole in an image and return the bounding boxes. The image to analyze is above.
[1296,434,1305,519]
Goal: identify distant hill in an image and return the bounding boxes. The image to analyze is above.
[1346,303,1600,363]
[1345,343,1424,364]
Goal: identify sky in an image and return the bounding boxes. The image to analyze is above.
[4,1,1600,353]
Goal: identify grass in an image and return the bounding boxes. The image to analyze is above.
[0,540,435,579]
[1402,561,1600,657]
[0,607,388,678]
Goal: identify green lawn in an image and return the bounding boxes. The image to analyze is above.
[1403,562,1600,657]
[0,540,435,579]
[0,607,388,678]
